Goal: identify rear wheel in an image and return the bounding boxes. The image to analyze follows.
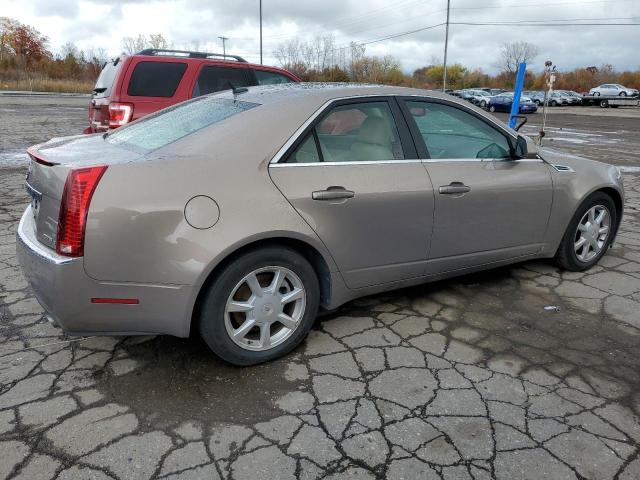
[550,100,558,107]
[619,91,627,96]
[593,91,601,96]
[199,246,320,365]
[489,105,496,112]
[555,192,616,271]
[480,100,486,108]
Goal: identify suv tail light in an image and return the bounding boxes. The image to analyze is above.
[56,166,107,257]
[108,102,133,128]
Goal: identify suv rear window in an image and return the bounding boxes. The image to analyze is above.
[193,66,252,97]
[127,61,187,97]
[105,96,259,152]
[93,60,120,98]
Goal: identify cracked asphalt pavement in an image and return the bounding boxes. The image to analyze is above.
[2,96,640,479]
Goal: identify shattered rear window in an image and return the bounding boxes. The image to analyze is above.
[105,96,259,152]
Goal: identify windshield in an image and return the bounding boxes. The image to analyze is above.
[93,60,120,98]
[106,96,259,152]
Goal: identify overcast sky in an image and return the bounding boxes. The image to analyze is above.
[2,0,639,73]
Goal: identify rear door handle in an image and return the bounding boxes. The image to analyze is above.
[312,186,355,201]
[439,182,471,195]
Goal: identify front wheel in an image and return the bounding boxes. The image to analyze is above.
[619,91,627,97]
[199,246,320,365]
[550,100,558,106]
[593,91,600,96]
[555,192,617,271]
[480,100,486,108]
[489,105,496,112]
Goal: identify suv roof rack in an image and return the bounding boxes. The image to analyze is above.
[136,48,247,63]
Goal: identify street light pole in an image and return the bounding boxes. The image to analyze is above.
[218,36,229,59]
[259,0,263,64]
[442,0,451,91]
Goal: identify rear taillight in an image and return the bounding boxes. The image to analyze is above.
[56,166,107,257]
[108,102,133,128]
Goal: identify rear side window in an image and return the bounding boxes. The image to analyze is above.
[106,97,259,152]
[127,61,187,97]
[254,70,293,85]
[93,60,120,98]
[193,66,253,97]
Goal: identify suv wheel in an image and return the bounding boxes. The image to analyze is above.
[556,192,616,271]
[619,91,627,96]
[199,246,320,365]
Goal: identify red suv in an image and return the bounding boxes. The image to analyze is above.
[84,49,300,133]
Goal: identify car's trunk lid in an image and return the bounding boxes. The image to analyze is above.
[25,134,143,249]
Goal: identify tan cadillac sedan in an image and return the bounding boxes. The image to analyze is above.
[17,84,623,365]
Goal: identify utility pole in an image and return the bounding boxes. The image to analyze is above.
[442,0,451,91]
[218,36,229,59]
[259,0,263,64]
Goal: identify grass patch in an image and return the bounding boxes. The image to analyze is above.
[0,78,94,94]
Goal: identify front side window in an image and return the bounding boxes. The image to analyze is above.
[405,101,512,160]
[192,66,253,97]
[254,70,293,85]
[127,61,187,97]
[286,101,405,163]
[106,97,259,152]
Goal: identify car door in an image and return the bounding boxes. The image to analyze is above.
[399,98,553,274]
[602,84,615,95]
[269,98,435,289]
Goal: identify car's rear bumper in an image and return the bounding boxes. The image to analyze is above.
[16,207,195,337]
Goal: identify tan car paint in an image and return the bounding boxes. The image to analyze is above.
[17,84,624,338]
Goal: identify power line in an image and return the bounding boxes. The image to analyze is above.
[451,0,636,10]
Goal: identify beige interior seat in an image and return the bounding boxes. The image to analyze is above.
[349,116,394,161]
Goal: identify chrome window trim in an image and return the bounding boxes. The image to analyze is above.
[17,207,75,266]
[268,93,520,166]
[270,159,423,168]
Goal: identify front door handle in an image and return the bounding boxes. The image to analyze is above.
[439,182,471,195]
[312,186,355,201]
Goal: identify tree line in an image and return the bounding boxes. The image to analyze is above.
[1,17,638,93]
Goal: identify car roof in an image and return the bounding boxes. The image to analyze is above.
[125,52,292,73]
[211,82,453,107]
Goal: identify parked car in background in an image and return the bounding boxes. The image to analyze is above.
[522,90,545,105]
[466,89,493,108]
[18,84,623,365]
[84,48,300,133]
[456,90,476,103]
[558,90,583,105]
[488,93,538,113]
[548,91,569,106]
[589,84,639,97]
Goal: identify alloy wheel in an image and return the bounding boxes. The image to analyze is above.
[224,266,306,351]
[574,205,611,263]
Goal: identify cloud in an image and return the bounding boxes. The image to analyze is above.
[4,0,640,72]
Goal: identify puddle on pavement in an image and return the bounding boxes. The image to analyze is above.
[99,335,302,427]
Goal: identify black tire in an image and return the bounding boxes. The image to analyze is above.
[199,246,320,365]
[600,99,609,108]
[550,100,558,107]
[593,91,600,96]
[480,100,486,108]
[619,91,627,96]
[489,105,496,112]
[555,192,617,271]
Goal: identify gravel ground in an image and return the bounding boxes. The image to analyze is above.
[1,95,640,479]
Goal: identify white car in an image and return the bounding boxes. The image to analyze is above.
[589,84,639,97]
